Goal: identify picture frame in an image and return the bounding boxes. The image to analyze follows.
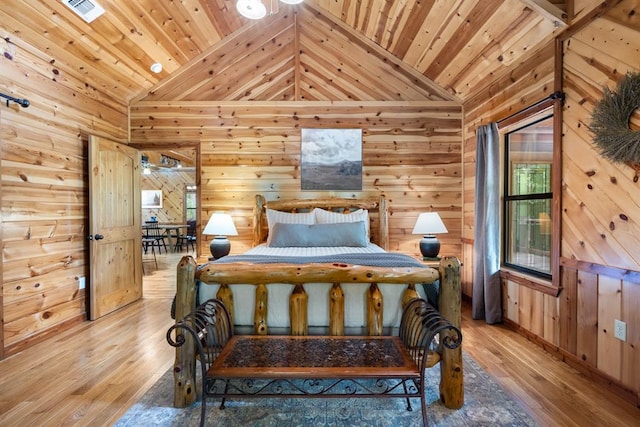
[142,190,163,208]
[301,128,363,190]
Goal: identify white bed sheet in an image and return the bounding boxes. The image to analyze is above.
[198,243,427,329]
[244,242,386,256]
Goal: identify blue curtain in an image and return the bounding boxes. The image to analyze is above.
[472,123,502,323]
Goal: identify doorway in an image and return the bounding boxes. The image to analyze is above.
[138,147,199,299]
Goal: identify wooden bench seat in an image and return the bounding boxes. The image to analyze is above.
[210,335,419,378]
[167,298,462,427]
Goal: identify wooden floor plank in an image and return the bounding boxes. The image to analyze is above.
[0,250,638,426]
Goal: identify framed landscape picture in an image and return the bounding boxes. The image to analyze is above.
[301,128,363,190]
[142,190,162,208]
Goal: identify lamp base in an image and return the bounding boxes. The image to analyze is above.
[419,235,441,259]
[209,236,231,260]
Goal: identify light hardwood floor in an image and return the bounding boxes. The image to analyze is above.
[0,251,638,426]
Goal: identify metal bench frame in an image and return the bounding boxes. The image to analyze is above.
[167,298,462,427]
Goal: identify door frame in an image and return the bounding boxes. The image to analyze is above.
[132,143,201,259]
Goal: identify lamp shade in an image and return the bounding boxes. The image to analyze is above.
[203,213,238,236]
[412,212,448,235]
[412,212,448,259]
[236,0,267,19]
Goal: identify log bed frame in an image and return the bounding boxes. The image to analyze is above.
[173,194,463,411]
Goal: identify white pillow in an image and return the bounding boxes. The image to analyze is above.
[314,208,370,237]
[266,208,315,245]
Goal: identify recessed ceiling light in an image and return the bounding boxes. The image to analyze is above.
[150,63,163,73]
[280,0,304,4]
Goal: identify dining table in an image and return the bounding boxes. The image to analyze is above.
[143,223,189,252]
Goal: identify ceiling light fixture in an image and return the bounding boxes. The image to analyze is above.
[236,0,267,19]
[236,0,303,19]
[150,63,163,73]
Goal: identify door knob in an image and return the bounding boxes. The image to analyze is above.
[94,234,104,240]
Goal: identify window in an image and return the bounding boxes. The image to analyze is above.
[503,112,553,279]
[185,185,197,222]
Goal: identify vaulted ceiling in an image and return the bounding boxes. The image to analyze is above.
[0,0,569,104]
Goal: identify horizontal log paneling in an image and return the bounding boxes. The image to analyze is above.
[1,17,128,356]
[156,101,465,261]
[3,298,85,349]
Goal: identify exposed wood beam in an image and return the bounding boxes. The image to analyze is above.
[559,0,624,40]
[520,0,568,27]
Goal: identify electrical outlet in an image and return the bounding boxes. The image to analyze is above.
[78,276,86,290]
[614,319,626,342]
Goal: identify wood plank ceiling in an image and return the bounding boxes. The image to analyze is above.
[0,0,568,105]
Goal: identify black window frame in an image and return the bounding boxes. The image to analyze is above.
[502,111,554,281]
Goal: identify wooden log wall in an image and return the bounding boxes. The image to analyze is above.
[141,170,195,224]
[464,0,640,404]
[132,101,463,260]
[0,35,128,357]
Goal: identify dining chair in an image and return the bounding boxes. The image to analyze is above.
[143,221,168,254]
[176,220,196,252]
[142,240,157,274]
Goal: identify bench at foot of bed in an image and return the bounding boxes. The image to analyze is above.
[167,298,463,427]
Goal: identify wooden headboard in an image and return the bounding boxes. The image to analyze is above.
[252,194,389,250]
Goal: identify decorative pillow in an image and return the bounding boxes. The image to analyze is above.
[269,222,368,247]
[313,208,370,237]
[266,208,315,244]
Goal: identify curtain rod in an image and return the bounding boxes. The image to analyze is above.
[497,90,564,127]
[0,92,30,108]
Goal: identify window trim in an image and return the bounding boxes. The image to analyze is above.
[497,96,562,287]
[184,184,197,223]
[503,113,554,280]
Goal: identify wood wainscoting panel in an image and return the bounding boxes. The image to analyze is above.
[596,275,623,380]
[621,280,640,392]
[502,258,640,404]
[559,265,578,355]
[542,293,560,346]
[576,270,598,368]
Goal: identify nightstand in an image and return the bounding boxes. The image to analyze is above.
[421,257,441,268]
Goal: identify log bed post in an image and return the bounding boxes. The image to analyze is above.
[254,284,268,335]
[173,255,198,408]
[438,256,464,409]
[253,195,266,247]
[402,283,420,308]
[366,283,384,335]
[216,284,234,333]
[378,196,389,250]
[329,283,345,335]
[290,284,308,335]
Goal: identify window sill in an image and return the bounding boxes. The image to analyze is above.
[499,267,561,297]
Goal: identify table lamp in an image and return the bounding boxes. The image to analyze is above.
[412,212,448,259]
[203,212,238,260]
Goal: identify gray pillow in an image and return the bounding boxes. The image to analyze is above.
[269,221,368,247]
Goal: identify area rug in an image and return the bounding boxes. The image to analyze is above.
[115,352,537,426]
